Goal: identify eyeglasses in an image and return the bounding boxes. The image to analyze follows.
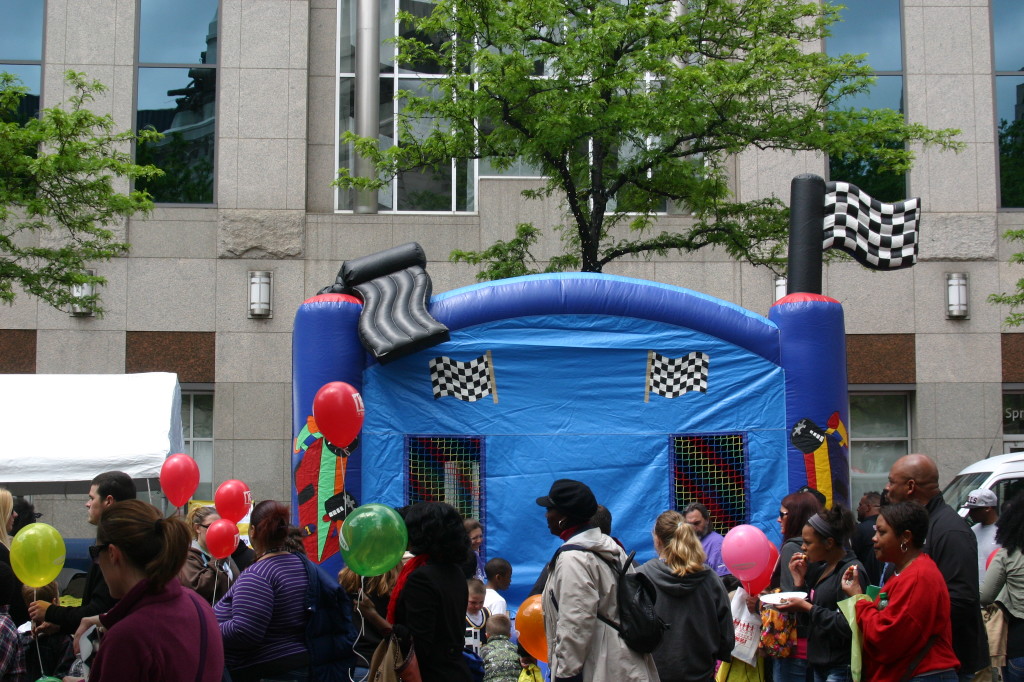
[88,543,110,562]
[778,511,789,519]
[199,523,213,529]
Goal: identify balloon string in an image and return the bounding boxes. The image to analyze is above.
[33,587,47,676]
[349,577,369,682]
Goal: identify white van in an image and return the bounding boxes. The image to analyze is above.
[942,452,1024,516]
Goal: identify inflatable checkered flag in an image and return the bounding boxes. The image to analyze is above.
[645,350,709,401]
[823,181,920,270]
[429,351,498,403]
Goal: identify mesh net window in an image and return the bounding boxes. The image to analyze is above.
[672,433,748,530]
[407,436,483,521]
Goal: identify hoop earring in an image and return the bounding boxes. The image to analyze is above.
[899,541,908,553]
[558,519,567,529]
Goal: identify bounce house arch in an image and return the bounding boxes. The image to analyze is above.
[291,270,850,597]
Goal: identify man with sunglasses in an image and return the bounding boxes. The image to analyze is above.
[28,471,136,635]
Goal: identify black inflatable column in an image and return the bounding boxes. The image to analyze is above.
[787,174,826,295]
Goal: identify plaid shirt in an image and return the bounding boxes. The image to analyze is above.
[0,606,26,681]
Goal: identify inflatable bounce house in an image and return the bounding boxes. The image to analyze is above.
[291,174,921,593]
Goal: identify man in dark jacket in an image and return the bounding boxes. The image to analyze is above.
[885,454,988,680]
[28,471,136,635]
[852,492,883,584]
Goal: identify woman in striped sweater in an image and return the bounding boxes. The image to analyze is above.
[214,500,310,682]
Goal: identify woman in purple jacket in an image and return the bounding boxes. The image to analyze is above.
[82,499,224,682]
[214,500,310,682]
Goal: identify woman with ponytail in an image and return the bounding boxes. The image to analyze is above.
[214,500,310,681]
[637,510,734,682]
[82,499,224,681]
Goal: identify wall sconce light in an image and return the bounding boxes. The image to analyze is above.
[70,270,95,317]
[946,272,969,319]
[774,275,788,302]
[248,270,273,318]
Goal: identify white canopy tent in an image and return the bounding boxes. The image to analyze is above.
[0,372,184,494]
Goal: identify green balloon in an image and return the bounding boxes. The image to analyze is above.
[340,503,408,576]
[10,523,66,588]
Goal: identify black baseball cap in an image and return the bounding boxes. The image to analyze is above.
[536,479,598,521]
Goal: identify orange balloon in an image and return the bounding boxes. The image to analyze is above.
[516,594,547,663]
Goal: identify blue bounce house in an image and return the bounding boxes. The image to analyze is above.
[290,174,921,597]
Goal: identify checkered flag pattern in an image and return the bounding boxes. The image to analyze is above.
[823,181,920,270]
[647,351,709,399]
[429,352,497,402]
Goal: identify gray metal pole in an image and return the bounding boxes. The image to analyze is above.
[787,174,826,295]
[354,0,380,213]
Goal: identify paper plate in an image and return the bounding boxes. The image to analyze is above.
[760,591,807,605]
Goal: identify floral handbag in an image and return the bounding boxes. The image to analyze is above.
[759,591,797,658]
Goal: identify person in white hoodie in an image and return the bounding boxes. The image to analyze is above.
[536,479,659,682]
[637,511,733,682]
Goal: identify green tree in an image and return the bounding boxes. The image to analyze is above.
[334,0,960,276]
[1,71,161,315]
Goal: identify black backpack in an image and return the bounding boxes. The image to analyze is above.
[556,545,668,654]
[299,554,357,681]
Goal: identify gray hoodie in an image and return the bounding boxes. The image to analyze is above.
[636,558,734,682]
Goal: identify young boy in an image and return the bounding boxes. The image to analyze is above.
[483,558,512,616]
[20,581,72,680]
[464,578,490,655]
[480,613,521,682]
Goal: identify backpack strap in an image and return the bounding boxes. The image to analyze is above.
[549,544,632,633]
[188,592,208,682]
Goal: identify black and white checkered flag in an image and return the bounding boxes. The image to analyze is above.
[429,351,498,403]
[645,351,709,401]
[823,181,920,270]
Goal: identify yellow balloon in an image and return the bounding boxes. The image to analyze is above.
[10,523,66,588]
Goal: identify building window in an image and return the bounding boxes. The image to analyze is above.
[0,0,44,123]
[825,0,906,201]
[849,393,911,502]
[406,435,483,521]
[993,0,1024,207]
[1003,392,1024,452]
[135,0,217,204]
[671,433,748,530]
[181,389,214,500]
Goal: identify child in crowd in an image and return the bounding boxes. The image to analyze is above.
[483,558,512,616]
[20,581,73,680]
[464,578,490,655]
[480,614,521,682]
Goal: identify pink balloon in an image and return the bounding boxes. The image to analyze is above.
[744,541,780,595]
[312,382,365,448]
[215,480,252,523]
[206,519,240,560]
[160,454,200,508]
[722,524,772,582]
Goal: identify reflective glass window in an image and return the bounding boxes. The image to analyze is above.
[138,0,219,64]
[181,391,214,501]
[826,0,902,71]
[0,64,41,122]
[0,0,44,61]
[135,66,216,203]
[849,393,911,502]
[993,0,1024,73]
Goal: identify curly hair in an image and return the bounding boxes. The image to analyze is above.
[996,494,1024,555]
[403,501,470,564]
[807,504,856,546]
[780,491,821,540]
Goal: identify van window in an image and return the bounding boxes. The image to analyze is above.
[942,472,989,510]
[993,478,1024,510]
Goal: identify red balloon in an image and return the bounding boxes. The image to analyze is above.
[312,382,365,448]
[744,541,780,595]
[206,519,240,560]
[160,454,200,508]
[516,594,547,663]
[215,480,252,523]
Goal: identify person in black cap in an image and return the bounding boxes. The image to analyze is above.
[536,479,658,682]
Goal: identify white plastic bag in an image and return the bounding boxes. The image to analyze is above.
[730,587,762,666]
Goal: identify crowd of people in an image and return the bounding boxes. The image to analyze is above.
[0,451,1019,682]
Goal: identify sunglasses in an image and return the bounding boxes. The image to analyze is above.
[88,543,110,562]
[778,511,789,519]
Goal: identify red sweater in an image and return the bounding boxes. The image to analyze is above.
[855,554,960,682]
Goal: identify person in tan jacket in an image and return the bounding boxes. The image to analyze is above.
[178,505,239,604]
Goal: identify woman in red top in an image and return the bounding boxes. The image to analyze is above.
[840,501,959,682]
